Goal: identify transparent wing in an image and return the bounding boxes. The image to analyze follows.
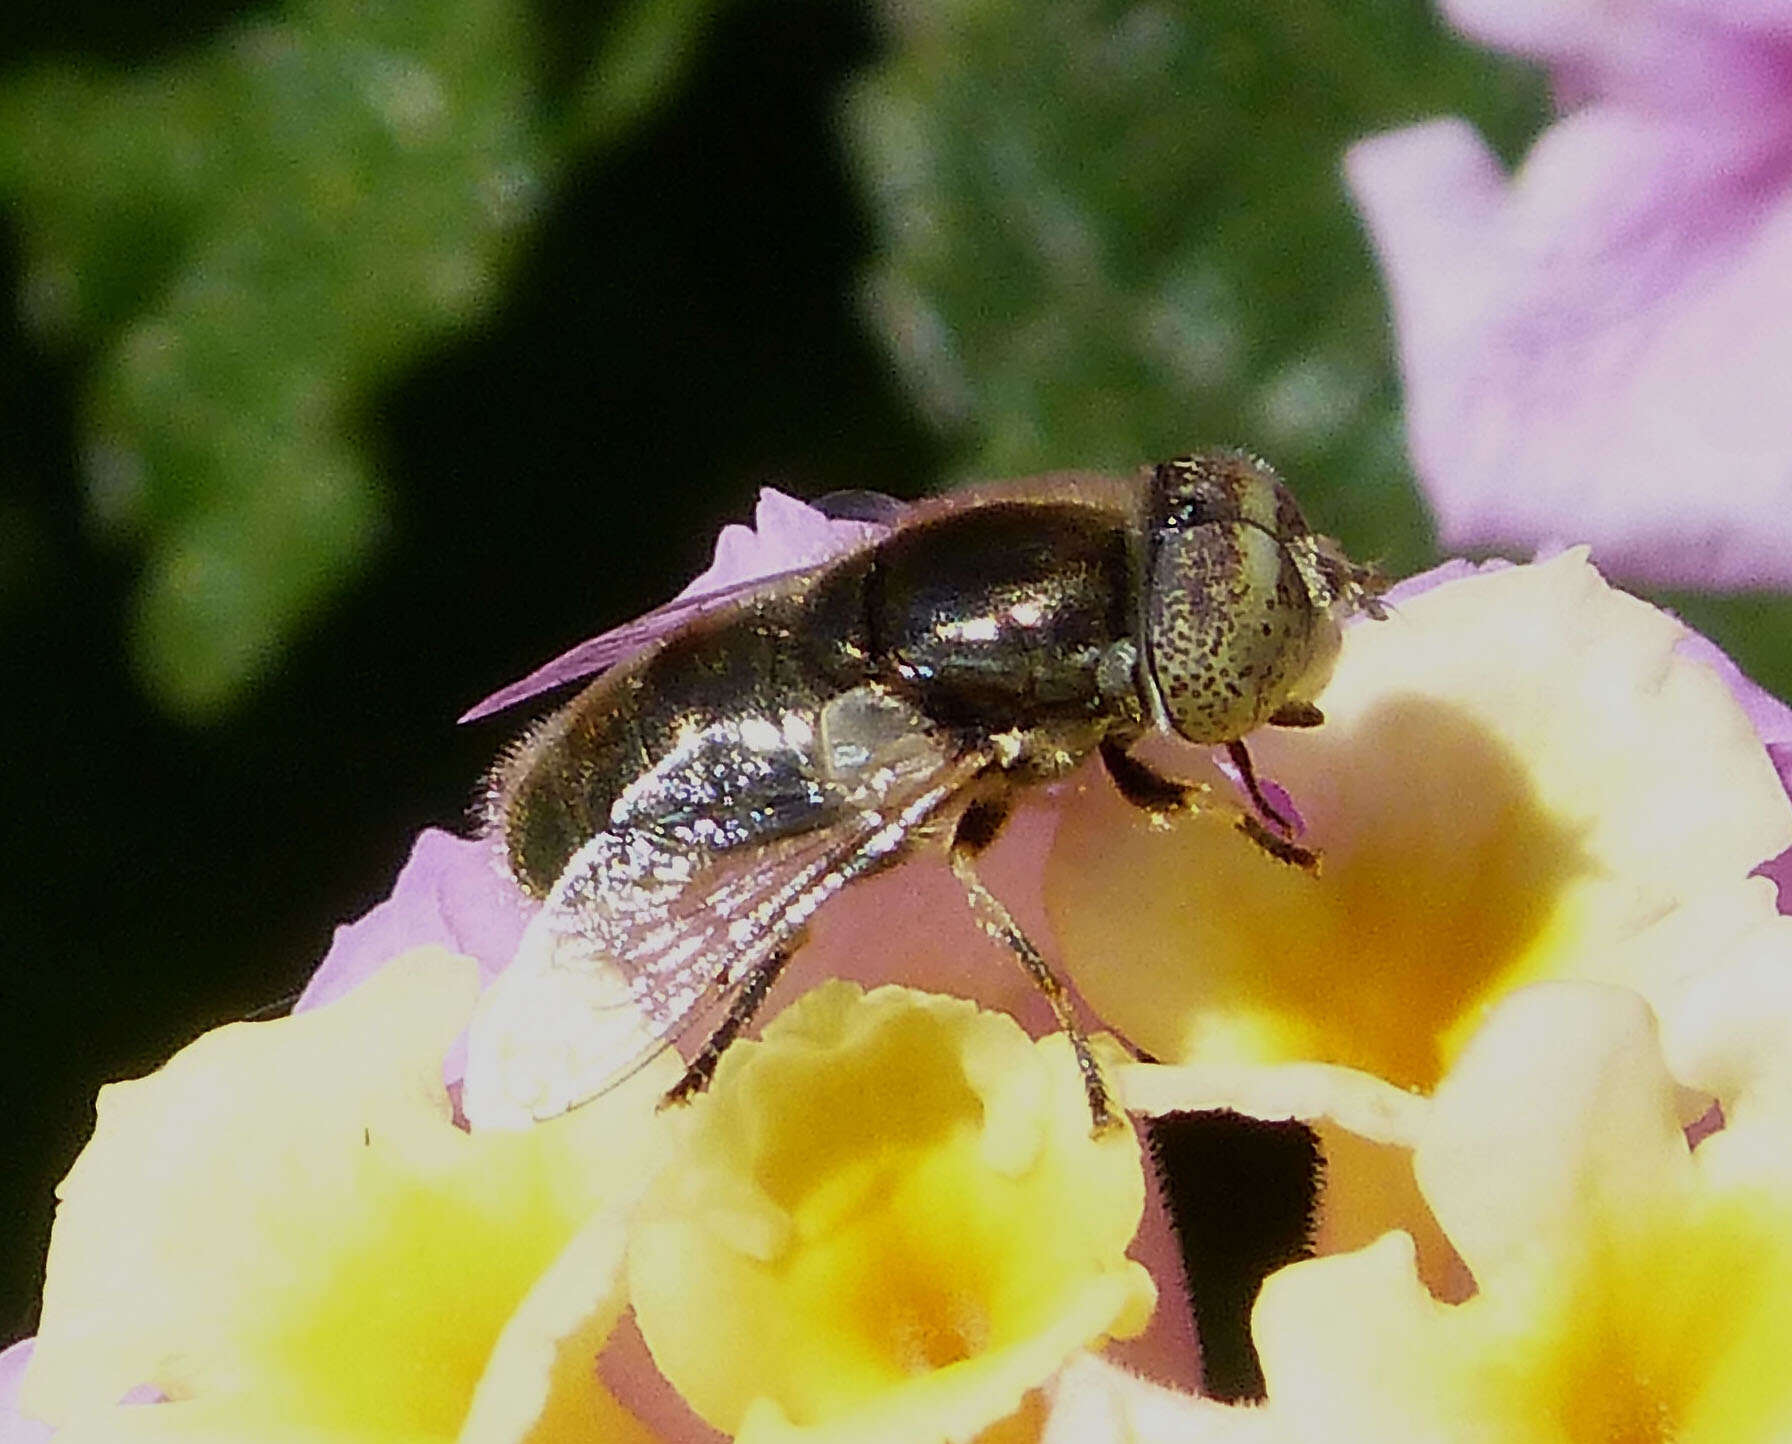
[813,489,911,526]
[458,567,823,722]
[461,748,986,1129]
[459,503,896,723]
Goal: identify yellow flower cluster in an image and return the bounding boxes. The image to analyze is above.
[1049,555,1792,1441]
[19,964,1150,1444]
[16,553,1792,1443]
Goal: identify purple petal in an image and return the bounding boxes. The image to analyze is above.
[680,488,882,596]
[296,828,535,1014]
[0,1341,51,1444]
[1440,0,1792,113]
[1348,58,1792,587]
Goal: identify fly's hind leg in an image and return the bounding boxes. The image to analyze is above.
[659,787,939,1112]
[1099,735,1318,874]
[949,798,1121,1135]
[660,945,797,1109]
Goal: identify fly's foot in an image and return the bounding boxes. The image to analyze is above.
[659,1065,713,1111]
[1082,1069,1127,1138]
[1237,813,1320,874]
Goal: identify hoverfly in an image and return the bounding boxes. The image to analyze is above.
[461,453,1384,1133]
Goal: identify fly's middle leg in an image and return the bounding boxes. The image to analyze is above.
[1099,735,1319,874]
[948,798,1121,1135]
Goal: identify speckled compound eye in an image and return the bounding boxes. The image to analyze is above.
[1141,454,1342,745]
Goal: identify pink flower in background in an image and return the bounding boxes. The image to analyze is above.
[1347,0,1792,588]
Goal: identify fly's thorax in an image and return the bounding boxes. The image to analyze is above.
[1139,452,1345,745]
[867,498,1133,731]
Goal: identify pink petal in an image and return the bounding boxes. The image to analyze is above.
[1349,48,1792,587]
[0,1340,51,1444]
[1440,0,1792,112]
[680,489,882,596]
[296,828,535,1014]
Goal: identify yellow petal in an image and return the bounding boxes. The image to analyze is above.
[1660,911,1792,1185]
[457,1206,663,1444]
[1416,981,1692,1284]
[1249,1232,1474,1444]
[1255,1195,1792,1443]
[1049,552,1790,1098]
[1249,983,1792,1442]
[1116,1059,1426,1149]
[24,949,676,1444]
[628,981,1155,1444]
[1041,1354,1275,1444]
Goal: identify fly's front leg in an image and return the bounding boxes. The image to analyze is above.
[1099,735,1318,873]
[1223,738,1295,834]
[949,797,1121,1135]
[1098,735,1204,815]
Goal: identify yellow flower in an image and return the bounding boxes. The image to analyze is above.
[627,981,1156,1444]
[20,949,677,1444]
[17,960,1158,1444]
[1246,975,1792,1443]
[29,550,1790,1443]
[1040,964,1792,1441]
[1049,551,1790,1124]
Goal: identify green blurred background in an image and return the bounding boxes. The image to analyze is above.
[0,0,1770,1343]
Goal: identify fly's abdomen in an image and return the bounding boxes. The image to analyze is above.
[488,666,652,897]
[488,567,876,898]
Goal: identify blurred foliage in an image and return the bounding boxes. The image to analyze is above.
[10,0,1788,716]
[0,0,724,720]
[844,0,1547,573]
[578,0,726,148]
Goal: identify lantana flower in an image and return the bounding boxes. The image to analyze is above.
[628,982,1154,1443]
[1256,973,1792,1442]
[8,949,1154,1444]
[1346,0,1792,586]
[14,949,679,1444]
[1046,956,1792,1440]
[1048,548,1792,1278]
[10,490,1792,1443]
[1050,548,1791,1091]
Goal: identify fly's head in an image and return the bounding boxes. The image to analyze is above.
[1138,451,1385,746]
